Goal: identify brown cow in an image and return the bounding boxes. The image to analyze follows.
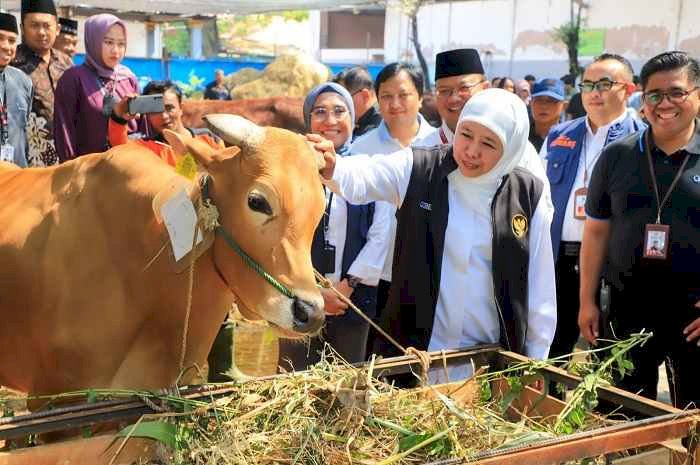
[0,115,325,398]
[182,96,439,134]
[182,97,305,133]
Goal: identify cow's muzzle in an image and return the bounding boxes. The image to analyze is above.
[292,297,324,334]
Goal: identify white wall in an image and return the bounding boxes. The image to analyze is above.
[382,0,700,81]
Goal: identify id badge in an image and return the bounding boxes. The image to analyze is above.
[323,242,336,274]
[643,224,670,260]
[0,145,14,163]
[573,187,587,220]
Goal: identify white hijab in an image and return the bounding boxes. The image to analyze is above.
[451,88,530,218]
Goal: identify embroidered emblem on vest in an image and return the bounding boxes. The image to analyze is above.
[550,134,577,149]
[419,201,432,211]
[511,214,528,238]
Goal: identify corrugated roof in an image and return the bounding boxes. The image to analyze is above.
[1,0,383,16]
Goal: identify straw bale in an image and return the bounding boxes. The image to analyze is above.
[231,53,330,100]
[223,68,262,90]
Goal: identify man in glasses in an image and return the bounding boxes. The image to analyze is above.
[579,51,700,409]
[540,54,643,377]
[418,48,487,147]
[417,49,546,184]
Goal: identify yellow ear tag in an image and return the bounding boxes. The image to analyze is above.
[175,153,197,180]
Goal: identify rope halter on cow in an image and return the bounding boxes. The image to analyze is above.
[198,175,296,300]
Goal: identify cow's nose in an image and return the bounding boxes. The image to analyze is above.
[292,297,324,334]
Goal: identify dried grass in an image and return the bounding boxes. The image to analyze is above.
[230,53,330,100]
[175,352,601,465]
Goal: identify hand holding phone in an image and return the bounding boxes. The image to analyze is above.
[128,94,165,115]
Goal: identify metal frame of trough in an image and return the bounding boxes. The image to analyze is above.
[1,345,699,464]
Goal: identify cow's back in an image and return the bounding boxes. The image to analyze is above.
[181,97,304,133]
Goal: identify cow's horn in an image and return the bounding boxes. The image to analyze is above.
[204,114,265,150]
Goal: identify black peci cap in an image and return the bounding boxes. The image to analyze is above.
[58,17,78,35]
[0,12,19,34]
[21,0,58,18]
[434,48,485,81]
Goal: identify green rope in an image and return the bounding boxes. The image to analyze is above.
[200,175,296,300]
[215,226,295,300]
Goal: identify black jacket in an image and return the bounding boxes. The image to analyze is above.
[377,146,544,356]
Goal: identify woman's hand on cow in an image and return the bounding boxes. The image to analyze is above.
[306,133,336,180]
[321,287,348,316]
[113,93,140,120]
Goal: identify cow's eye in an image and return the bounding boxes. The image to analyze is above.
[248,193,273,216]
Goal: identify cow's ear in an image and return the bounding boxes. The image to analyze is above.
[212,145,242,162]
[163,129,191,158]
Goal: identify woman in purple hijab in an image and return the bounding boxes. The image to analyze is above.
[54,14,139,162]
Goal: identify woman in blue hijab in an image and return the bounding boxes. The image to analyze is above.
[279,83,388,371]
[303,82,355,155]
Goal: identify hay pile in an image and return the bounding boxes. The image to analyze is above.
[222,68,262,93]
[171,354,604,465]
[229,53,330,100]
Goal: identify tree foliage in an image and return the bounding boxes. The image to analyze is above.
[552,0,588,77]
[398,0,432,91]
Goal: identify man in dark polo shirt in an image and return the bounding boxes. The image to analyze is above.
[579,51,700,409]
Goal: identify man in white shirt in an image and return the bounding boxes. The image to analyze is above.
[540,53,643,367]
[419,49,488,147]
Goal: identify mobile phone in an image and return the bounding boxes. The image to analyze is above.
[128,94,164,115]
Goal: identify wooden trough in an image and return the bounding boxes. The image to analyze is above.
[1,345,698,465]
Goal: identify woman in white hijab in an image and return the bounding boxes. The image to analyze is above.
[311,88,556,381]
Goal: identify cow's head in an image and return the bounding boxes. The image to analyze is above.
[164,115,326,337]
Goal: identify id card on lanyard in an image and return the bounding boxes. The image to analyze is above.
[0,81,14,164]
[573,136,598,220]
[641,131,690,260]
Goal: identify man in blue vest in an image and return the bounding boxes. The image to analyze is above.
[541,53,643,368]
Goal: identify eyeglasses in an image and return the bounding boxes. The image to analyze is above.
[642,87,699,106]
[310,106,348,121]
[436,80,486,99]
[578,79,624,93]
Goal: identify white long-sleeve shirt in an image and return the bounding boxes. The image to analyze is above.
[325,149,557,372]
[324,153,393,286]
[349,114,437,281]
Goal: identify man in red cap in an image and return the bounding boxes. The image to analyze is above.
[0,12,33,167]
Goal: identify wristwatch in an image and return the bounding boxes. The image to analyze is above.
[347,275,362,289]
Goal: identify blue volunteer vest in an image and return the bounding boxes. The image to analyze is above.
[545,113,644,255]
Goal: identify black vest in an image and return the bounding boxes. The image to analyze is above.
[378,146,544,356]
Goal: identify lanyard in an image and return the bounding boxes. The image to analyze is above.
[643,131,690,224]
[0,72,8,145]
[580,129,604,187]
[322,190,334,239]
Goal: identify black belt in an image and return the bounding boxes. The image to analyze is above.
[559,241,581,257]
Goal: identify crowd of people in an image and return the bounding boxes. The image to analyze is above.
[1,0,698,410]
[299,49,699,410]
